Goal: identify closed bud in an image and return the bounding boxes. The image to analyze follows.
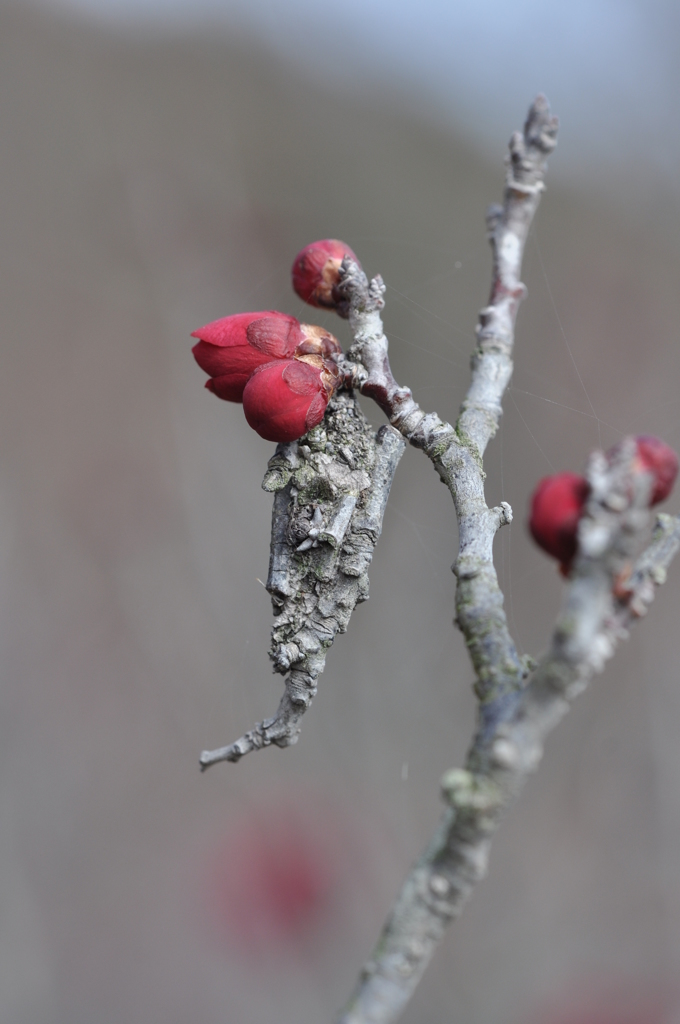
[631,435,678,505]
[529,472,590,574]
[291,239,360,314]
[191,311,302,401]
[243,357,339,443]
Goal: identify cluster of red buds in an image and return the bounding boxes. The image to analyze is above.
[192,240,359,442]
[192,310,341,442]
[529,435,678,575]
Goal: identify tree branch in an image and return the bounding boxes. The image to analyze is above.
[340,95,557,722]
[200,393,405,769]
[331,96,679,1024]
[200,95,556,770]
[337,446,680,1024]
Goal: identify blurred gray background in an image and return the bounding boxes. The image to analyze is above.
[2,1,680,1022]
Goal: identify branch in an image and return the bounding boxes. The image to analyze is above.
[337,445,680,1024]
[330,95,564,1022]
[341,94,556,720]
[200,98,555,771]
[200,394,405,769]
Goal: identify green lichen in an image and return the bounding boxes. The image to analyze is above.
[453,424,484,469]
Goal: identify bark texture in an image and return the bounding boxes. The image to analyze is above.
[200,391,405,768]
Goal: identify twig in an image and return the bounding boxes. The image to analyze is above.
[340,95,557,725]
[337,450,680,1024]
[200,393,405,769]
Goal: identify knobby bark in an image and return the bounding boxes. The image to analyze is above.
[200,392,405,769]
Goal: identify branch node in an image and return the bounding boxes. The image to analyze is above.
[494,501,513,527]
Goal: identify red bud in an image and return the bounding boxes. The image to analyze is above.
[243,358,338,442]
[292,239,360,311]
[210,813,333,950]
[529,472,590,573]
[632,435,678,505]
[191,311,302,401]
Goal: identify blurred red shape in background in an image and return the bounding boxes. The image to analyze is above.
[204,792,348,957]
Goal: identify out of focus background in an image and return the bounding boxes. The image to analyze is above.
[2,1,680,1021]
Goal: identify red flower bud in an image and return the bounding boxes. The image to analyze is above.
[191,311,302,401]
[631,435,678,505]
[529,472,590,574]
[209,810,334,951]
[292,239,360,312]
[243,357,339,442]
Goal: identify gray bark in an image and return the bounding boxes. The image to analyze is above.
[200,392,405,769]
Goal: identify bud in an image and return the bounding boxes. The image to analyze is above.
[292,239,360,313]
[528,472,590,574]
[243,357,339,442]
[191,312,341,402]
[632,435,678,505]
[191,311,302,401]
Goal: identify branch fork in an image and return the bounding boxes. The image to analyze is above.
[196,93,680,1024]
[331,96,680,1024]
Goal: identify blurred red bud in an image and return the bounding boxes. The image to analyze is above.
[632,435,678,505]
[243,356,338,442]
[529,472,590,574]
[208,804,336,954]
[292,238,360,313]
[191,311,302,401]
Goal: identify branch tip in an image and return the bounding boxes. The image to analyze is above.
[524,94,559,153]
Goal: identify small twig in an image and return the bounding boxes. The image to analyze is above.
[199,687,310,769]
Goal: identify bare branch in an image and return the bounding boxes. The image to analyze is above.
[200,393,405,769]
[194,90,678,1024]
[337,443,680,1024]
[335,95,655,1023]
[341,94,556,718]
